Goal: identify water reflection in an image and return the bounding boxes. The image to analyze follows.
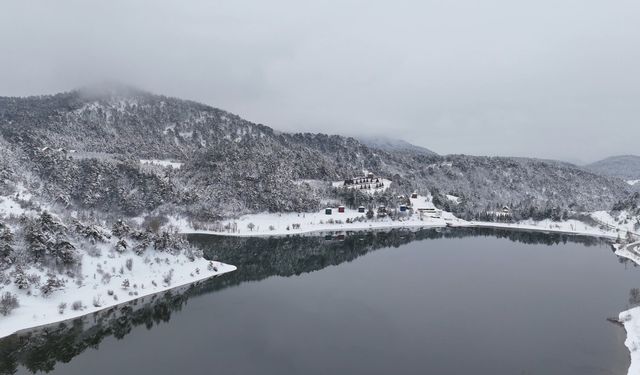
[192,227,613,293]
[0,288,192,374]
[0,228,621,374]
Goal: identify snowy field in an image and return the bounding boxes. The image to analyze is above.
[0,249,235,339]
[170,194,640,375]
[592,210,640,237]
[331,178,392,194]
[6,187,640,374]
[174,194,456,237]
[0,191,235,340]
[615,242,640,375]
[174,194,619,241]
[176,208,456,237]
[446,194,460,204]
[0,196,27,218]
[140,159,184,169]
[467,219,619,239]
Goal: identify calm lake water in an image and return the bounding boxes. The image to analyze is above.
[2,228,639,375]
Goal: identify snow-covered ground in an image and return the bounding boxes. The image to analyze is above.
[592,210,640,237]
[332,178,392,194]
[628,180,640,186]
[467,219,619,239]
[173,193,456,237]
[410,194,436,209]
[0,196,27,218]
[7,187,640,372]
[0,248,234,339]
[0,191,236,340]
[171,193,640,374]
[140,159,184,169]
[174,194,618,240]
[620,306,640,375]
[616,242,640,375]
[0,184,35,218]
[176,207,459,237]
[446,194,461,204]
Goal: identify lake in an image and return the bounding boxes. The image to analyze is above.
[1,228,638,375]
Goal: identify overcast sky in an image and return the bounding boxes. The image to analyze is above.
[1,0,639,163]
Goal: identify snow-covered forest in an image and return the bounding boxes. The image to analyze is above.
[0,85,632,221]
[0,84,637,331]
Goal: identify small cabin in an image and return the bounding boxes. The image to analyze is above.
[358,206,366,213]
[502,205,511,213]
[411,192,418,199]
[338,205,345,213]
[367,172,374,179]
[325,208,332,215]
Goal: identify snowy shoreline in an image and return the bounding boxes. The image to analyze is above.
[4,189,638,373]
[0,258,236,340]
[179,214,620,241]
[174,194,624,240]
[175,205,640,375]
[0,192,238,340]
[464,221,619,240]
[184,218,450,237]
[182,220,618,240]
[616,242,640,375]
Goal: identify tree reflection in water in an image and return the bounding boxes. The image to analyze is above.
[0,227,616,374]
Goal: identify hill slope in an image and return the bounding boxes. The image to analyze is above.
[0,85,632,221]
[586,155,640,182]
[356,135,438,156]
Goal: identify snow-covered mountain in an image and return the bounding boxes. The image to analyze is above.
[586,155,640,182]
[0,84,632,221]
[356,135,438,156]
[1,84,637,329]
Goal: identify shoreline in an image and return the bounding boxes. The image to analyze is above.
[179,214,637,375]
[616,242,640,375]
[5,209,637,374]
[183,219,449,237]
[0,260,236,340]
[464,221,619,240]
[181,218,620,241]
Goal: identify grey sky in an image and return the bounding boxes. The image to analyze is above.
[1,0,639,163]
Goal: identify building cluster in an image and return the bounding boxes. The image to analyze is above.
[485,206,512,219]
[342,172,385,190]
[324,191,443,220]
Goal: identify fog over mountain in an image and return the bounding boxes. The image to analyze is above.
[1,0,639,161]
[3,3,640,371]
[0,86,631,222]
[586,155,640,181]
[356,136,438,156]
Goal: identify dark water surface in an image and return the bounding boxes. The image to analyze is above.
[2,229,639,375]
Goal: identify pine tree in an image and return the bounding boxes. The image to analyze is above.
[0,224,14,260]
[115,238,128,253]
[112,220,131,238]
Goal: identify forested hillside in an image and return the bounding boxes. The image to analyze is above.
[0,84,632,221]
[586,155,640,181]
